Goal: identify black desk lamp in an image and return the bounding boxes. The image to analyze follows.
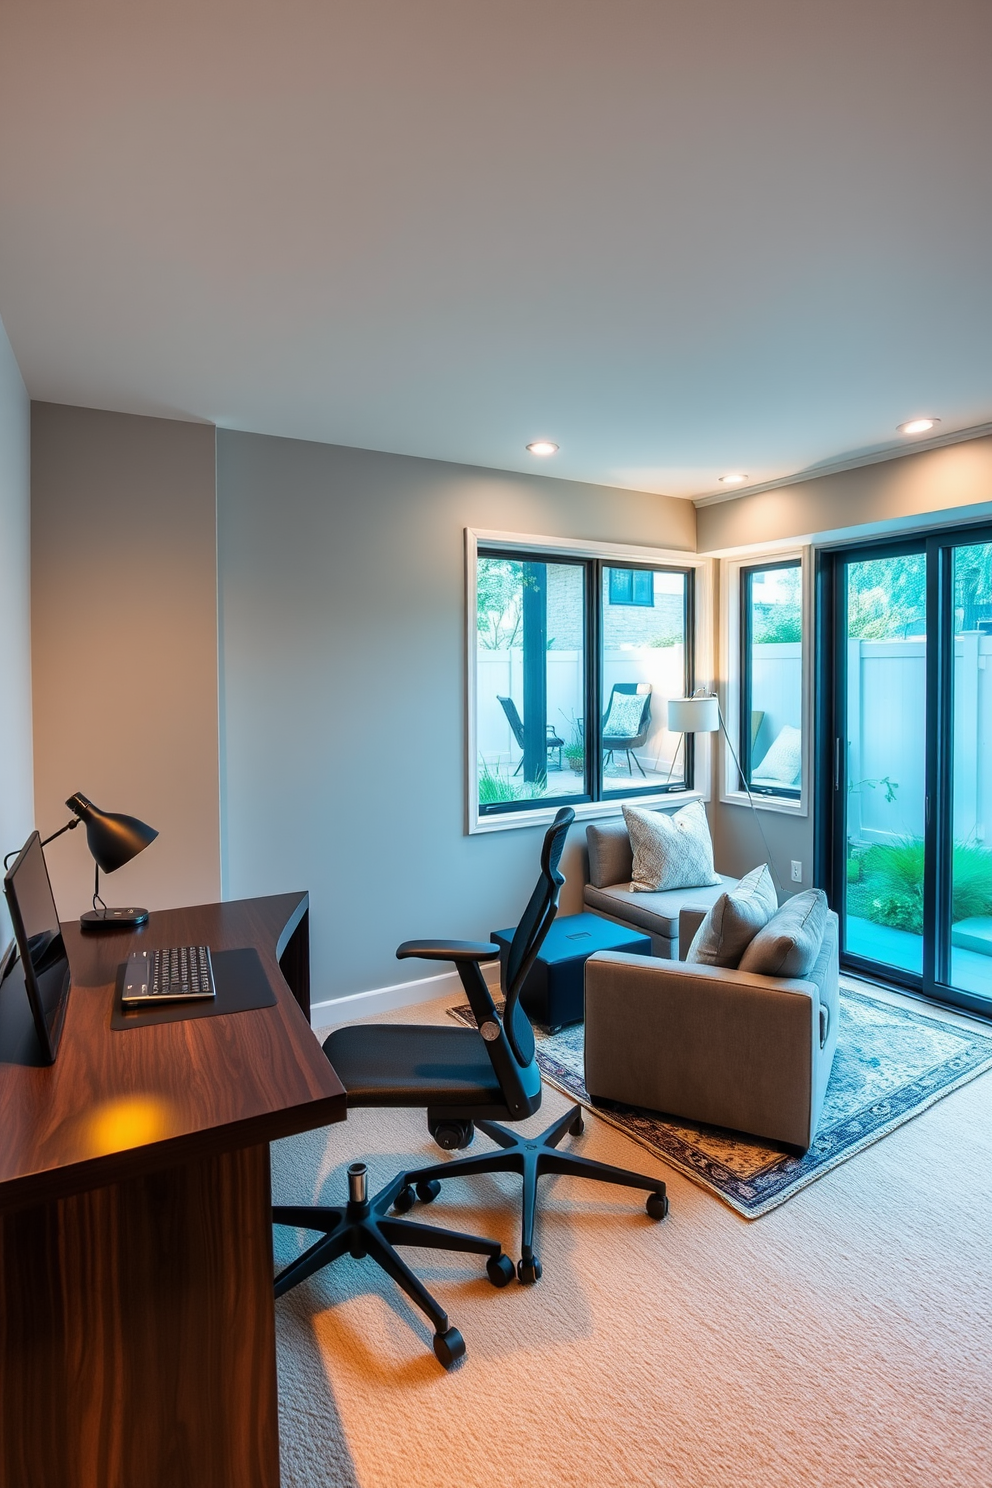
[41,792,158,930]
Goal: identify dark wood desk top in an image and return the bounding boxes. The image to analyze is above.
[0,893,345,1213]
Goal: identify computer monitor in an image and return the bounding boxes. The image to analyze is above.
[2,831,72,1063]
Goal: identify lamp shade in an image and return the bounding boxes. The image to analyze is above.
[65,792,158,873]
[667,695,720,734]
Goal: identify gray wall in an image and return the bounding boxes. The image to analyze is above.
[217,431,695,1002]
[697,435,992,553]
[31,405,221,919]
[0,317,33,949]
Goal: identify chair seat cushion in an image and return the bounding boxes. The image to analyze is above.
[584,874,736,939]
[323,1023,504,1107]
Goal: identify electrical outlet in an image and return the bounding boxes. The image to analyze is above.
[790,860,803,883]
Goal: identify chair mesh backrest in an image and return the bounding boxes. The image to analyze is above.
[502,807,574,1065]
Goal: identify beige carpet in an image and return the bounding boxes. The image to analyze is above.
[273,991,992,1488]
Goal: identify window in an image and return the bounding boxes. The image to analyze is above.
[740,561,803,799]
[608,568,655,607]
[474,544,696,819]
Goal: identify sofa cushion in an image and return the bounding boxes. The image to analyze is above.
[685,864,778,967]
[738,888,829,978]
[586,818,634,889]
[584,875,736,940]
[623,800,721,893]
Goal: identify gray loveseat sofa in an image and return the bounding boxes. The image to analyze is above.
[583,815,737,959]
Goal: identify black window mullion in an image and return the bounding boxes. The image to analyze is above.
[926,536,954,992]
[740,570,754,792]
[684,567,695,790]
[587,559,603,802]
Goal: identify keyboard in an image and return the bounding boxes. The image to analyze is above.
[122,945,216,1006]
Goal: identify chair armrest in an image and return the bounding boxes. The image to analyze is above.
[396,939,500,964]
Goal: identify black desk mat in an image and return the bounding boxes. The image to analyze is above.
[111,947,276,1031]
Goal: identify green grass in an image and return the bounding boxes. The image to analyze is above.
[478,758,547,807]
[848,838,992,934]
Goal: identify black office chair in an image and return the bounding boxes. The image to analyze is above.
[328,806,668,1289]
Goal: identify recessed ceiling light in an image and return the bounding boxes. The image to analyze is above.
[718,472,748,485]
[526,441,559,456]
[897,417,940,436]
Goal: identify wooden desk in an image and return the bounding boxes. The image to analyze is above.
[0,893,345,1488]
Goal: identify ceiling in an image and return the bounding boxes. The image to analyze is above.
[2,0,991,499]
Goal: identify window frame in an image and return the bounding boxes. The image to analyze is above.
[719,546,812,817]
[467,529,713,834]
[739,558,803,802]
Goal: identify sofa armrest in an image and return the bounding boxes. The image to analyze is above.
[677,904,713,959]
[583,950,822,1149]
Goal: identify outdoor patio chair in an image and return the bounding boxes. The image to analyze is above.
[498,695,564,774]
[602,683,652,776]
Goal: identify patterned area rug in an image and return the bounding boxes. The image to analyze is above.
[449,980,992,1218]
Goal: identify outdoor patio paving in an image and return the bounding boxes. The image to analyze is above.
[848,914,991,998]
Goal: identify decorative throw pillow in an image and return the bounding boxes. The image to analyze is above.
[685,864,778,967]
[623,800,721,893]
[752,724,803,787]
[604,690,647,739]
[737,888,828,978]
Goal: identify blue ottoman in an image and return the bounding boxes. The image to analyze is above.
[490,912,652,1031]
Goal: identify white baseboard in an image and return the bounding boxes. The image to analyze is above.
[310,960,501,1030]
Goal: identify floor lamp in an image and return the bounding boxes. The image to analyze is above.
[667,692,783,897]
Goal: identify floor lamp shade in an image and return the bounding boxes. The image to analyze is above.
[667,695,720,734]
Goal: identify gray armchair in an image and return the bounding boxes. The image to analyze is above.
[583,910,840,1151]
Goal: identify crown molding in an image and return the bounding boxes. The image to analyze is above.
[692,420,992,508]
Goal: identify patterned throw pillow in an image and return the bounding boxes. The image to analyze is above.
[737,888,828,978]
[685,864,778,966]
[603,690,647,739]
[623,801,721,893]
[752,724,803,787]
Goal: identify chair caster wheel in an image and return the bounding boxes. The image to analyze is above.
[433,1326,465,1369]
[416,1179,442,1203]
[430,1120,475,1151]
[487,1252,515,1288]
[392,1185,415,1213]
[570,1110,584,1136]
[517,1256,542,1285]
[646,1191,669,1220]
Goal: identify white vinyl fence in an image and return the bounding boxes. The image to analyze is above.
[477,645,685,771]
[478,634,992,848]
[847,633,992,847]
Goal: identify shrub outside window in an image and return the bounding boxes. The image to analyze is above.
[476,547,694,816]
[740,561,803,799]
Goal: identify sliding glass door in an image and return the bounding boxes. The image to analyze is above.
[822,528,992,1016]
[949,540,992,999]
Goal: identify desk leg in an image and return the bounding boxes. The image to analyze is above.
[0,1144,280,1488]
